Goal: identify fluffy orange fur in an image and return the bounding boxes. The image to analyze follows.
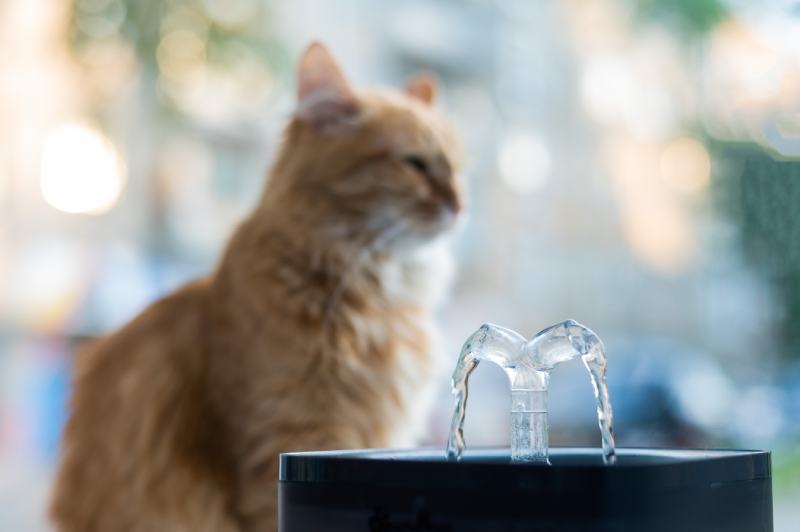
[50,42,462,532]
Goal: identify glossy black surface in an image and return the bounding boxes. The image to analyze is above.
[280,447,771,488]
[278,447,773,532]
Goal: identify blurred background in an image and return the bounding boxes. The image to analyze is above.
[1,0,799,529]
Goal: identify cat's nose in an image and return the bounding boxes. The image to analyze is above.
[429,180,460,216]
[446,193,461,215]
[443,188,461,215]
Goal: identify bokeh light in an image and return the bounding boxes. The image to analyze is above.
[605,135,695,274]
[201,0,259,29]
[659,137,711,195]
[497,130,551,194]
[39,122,126,215]
[156,29,206,82]
[580,53,637,125]
[709,18,785,104]
[579,50,675,138]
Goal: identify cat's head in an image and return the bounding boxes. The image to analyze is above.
[268,42,463,248]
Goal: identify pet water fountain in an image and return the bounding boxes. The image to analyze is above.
[279,320,773,531]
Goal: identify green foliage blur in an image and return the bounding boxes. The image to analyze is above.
[632,0,800,360]
[631,0,728,35]
[68,0,290,116]
[714,143,800,359]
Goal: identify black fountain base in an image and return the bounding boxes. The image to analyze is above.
[279,447,772,532]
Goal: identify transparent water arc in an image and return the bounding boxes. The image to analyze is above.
[446,319,616,465]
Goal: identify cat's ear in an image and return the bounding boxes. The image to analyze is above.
[405,72,437,105]
[296,42,359,133]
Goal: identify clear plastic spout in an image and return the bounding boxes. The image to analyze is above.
[446,320,616,465]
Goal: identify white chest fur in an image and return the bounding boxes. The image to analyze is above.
[380,236,455,309]
[377,237,453,445]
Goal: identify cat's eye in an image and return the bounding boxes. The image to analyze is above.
[403,155,430,176]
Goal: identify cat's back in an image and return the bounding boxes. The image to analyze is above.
[51,279,232,532]
[71,278,210,390]
[67,279,210,423]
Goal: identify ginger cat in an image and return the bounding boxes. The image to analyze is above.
[50,42,462,532]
